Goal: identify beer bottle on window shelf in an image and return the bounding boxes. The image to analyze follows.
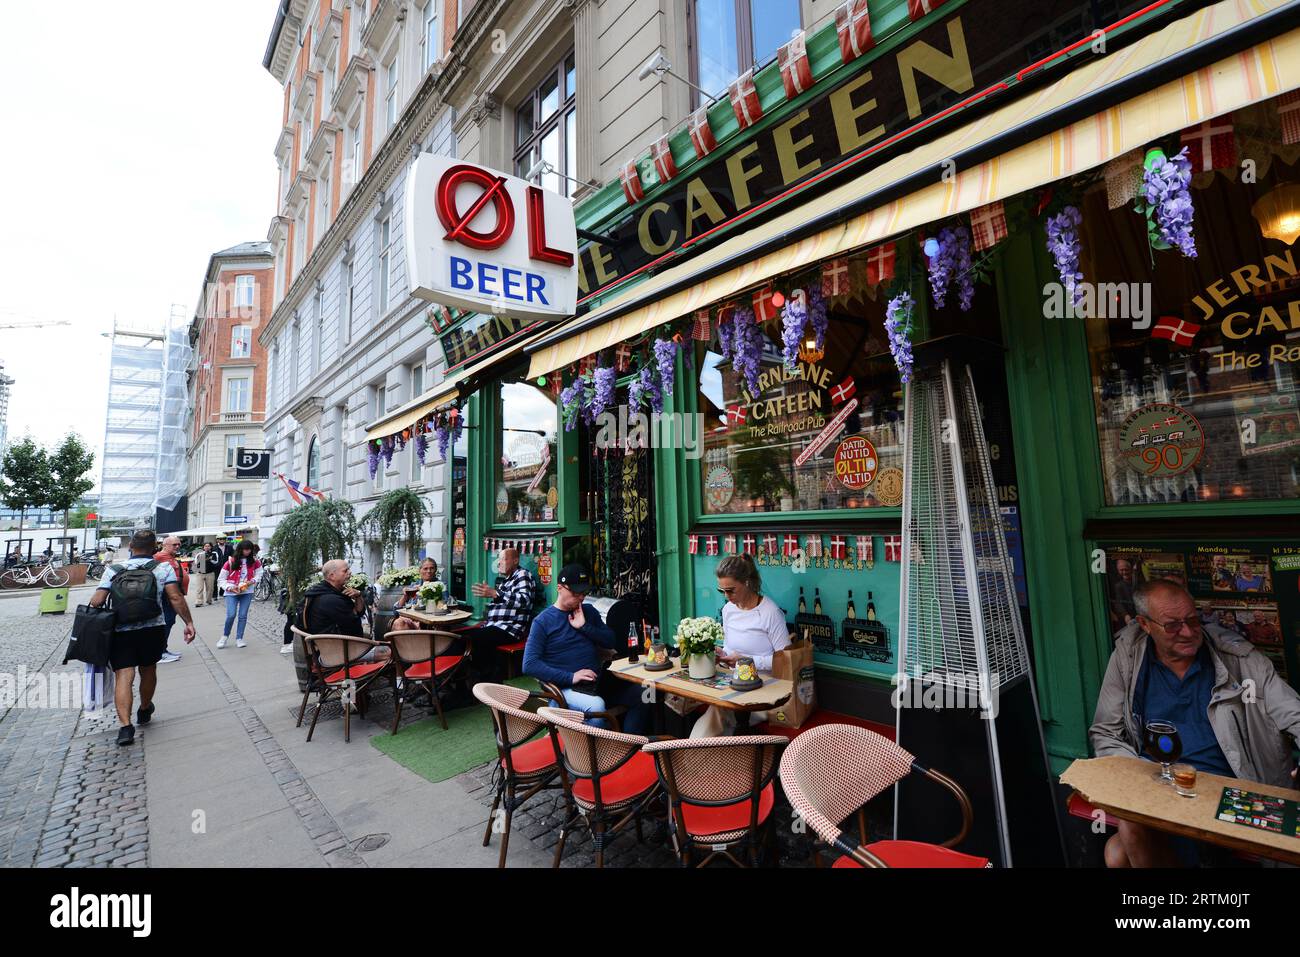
[627,623,639,663]
[866,591,877,622]
[798,587,807,615]
[846,590,856,620]
[813,588,824,616]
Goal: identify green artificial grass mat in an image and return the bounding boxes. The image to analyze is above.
[370,677,534,783]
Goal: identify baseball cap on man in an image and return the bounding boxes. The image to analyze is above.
[557,563,592,592]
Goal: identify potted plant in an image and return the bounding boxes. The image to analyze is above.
[418,580,446,612]
[675,617,724,679]
[362,487,433,569]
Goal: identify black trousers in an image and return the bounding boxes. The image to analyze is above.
[455,625,519,681]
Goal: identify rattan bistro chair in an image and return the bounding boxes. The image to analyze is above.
[778,724,989,868]
[388,629,470,733]
[473,683,567,868]
[296,631,395,743]
[538,706,660,868]
[644,735,787,867]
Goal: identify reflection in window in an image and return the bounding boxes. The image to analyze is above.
[514,52,576,196]
[496,382,558,523]
[690,0,800,100]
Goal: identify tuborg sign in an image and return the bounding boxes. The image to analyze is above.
[405,153,578,320]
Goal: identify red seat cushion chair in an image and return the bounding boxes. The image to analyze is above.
[503,735,561,775]
[401,656,465,680]
[571,750,657,807]
[680,781,776,840]
[324,661,388,684]
[831,840,989,868]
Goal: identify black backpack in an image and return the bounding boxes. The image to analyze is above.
[109,560,161,625]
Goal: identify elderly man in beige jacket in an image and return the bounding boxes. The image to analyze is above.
[1090,578,1300,866]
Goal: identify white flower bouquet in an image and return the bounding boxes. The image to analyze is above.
[418,581,445,603]
[674,616,723,657]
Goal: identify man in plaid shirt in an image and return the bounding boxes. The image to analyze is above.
[462,548,536,681]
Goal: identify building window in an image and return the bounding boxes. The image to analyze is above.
[377,215,393,316]
[223,491,244,521]
[422,0,439,71]
[301,109,313,168]
[385,58,399,132]
[375,382,387,420]
[688,0,801,101]
[235,275,255,308]
[231,325,251,359]
[312,286,324,375]
[317,169,331,243]
[411,362,425,398]
[495,381,558,524]
[514,52,576,197]
[342,258,356,342]
[225,377,250,413]
[307,436,321,490]
[324,51,337,105]
[226,434,245,468]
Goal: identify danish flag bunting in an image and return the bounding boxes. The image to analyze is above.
[969,201,1008,252]
[1150,315,1201,347]
[614,342,632,372]
[688,533,699,556]
[884,534,903,562]
[723,534,737,555]
[821,258,849,297]
[1280,91,1300,146]
[783,534,799,557]
[906,0,950,20]
[865,242,896,286]
[806,535,824,558]
[728,70,763,129]
[1179,119,1237,172]
[742,533,756,555]
[619,160,644,204]
[829,535,847,560]
[835,0,874,63]
[688,107,717,159]
[777,31,813,100]
[753,287,777,323]
[548,370,564,397]
[579,355,597,376]
[428,304,455,332]
[856,535,874,564]
[705,535,719,557]
[726,405,747,428]
[830,376,856,406]
[762,533,778,556]
[650,136,677,183]
[692,309,711,341]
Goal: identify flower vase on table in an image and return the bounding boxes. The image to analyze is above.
[687,653,716,679]
[418,581,446,614]
[675,617,725,680]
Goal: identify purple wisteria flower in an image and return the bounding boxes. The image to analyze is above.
[559,379,585,431]
[591,364,616,419]
[718,311,734,358]
[653,338,676,398]
[435,418,451,459]
[780,291,807,369]
[1140,146,1197,258]
[927,227,975,311]
[415,427,428,464]
[579,375,598,426]
[729,306,763,397]
[380,435,395,467]
[367,442,380,479]
[1045,205,1084,309]
[628,364,645,411]
[884,291,916,384]
[807,286,828,352]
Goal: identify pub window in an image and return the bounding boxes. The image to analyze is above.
[697,280,905,515]
[1081,138,1300,506]
[307,436,321,490]
[496,380,558,524]
[688,0,801,104]
[514,52,576,197]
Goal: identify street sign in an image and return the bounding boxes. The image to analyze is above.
[224,516,249,526]
[235,448,272,479]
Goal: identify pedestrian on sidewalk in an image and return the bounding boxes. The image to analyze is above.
[89,529,196,747]
[217,540,261,649]
[192,541,220,605]
[153,535,191,663]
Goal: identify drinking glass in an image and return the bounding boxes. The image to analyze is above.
[1143,720,1183,783]
[1171,763,1197,798]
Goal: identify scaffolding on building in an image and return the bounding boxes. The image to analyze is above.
[0,360,14,457]
[155,306,191,512]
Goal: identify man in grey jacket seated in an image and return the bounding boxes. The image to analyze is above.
[1090,578,1300,867]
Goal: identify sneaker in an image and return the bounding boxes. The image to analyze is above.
[116,725,135,747]
[279,644,294,656]
[158,650,181,663]
[236,638,247,649]
[216,636,228,649]
[136,703,155,725]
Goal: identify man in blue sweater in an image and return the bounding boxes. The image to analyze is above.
[523,563,649,733]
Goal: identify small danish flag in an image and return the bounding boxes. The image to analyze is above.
[619,160,644,204]
[726,405,747,428]
[651,136,677,183]
[688,533,699,556]
[753,287,777,323]
[762,534,778,556]
[742,533,756,555]
[884,535,903,562]
[728,70,762,129]
[705,535,719,557]
[777,31,813,100]
[1151,315,1201,347]
[830,376,856,405]
[783,534,799,557]
[835,0,874,63]
[969,201,1008,252]
[856,535,873,564]
[428,304,455,332]
[1180,119,1236,172]
[865,242,896,286]
[806,535,824,558]
[829,535,847,560]
[688,107,716,159]
[821,258,849,297]
[907,0,950,20]
[614,342,632,372]
[723,534,737,555]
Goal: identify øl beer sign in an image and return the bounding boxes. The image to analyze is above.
[405,154,578,319]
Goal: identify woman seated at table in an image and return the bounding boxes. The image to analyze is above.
[390,557,441,633]
[690,554,791,738]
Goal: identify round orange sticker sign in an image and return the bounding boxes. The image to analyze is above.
[833,434,879,490]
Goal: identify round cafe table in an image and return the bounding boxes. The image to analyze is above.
[396,607,474,628]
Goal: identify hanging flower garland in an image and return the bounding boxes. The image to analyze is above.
[780,290,807,369]
[925,226,975,311]
[653,338,677,397]
[884,291,916,384]
[1045,205,1084,309]
[591,362,617,420]
[1136,146,1197,258]
[367,440,381,479]
[380,434,395,467]
[717,305,762,396]
[414,422,429,464]
[560,376,588,432]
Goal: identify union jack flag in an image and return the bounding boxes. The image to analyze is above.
[727,405,747,428]
[651,136,677,183]
[728,70,762,129]
[835,0,873,62]
[778,31,813,100]
[688,107,717,159]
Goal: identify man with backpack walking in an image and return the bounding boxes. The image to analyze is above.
[88,529,196,746]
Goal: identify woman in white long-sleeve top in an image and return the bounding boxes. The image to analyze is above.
[217,540,262,649]
[689,553,791,738]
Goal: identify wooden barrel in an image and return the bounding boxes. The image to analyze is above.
[371,585,408,642]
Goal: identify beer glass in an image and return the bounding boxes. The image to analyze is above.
[1143,720,1182,783]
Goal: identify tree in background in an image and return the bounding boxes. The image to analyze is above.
[0,437,52,556]
[47,433,95,539]
[67,505,94,528]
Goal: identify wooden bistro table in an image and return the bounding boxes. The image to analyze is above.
[606,658,793,736]
[1061,755,1300,865]
[396,607,474,629]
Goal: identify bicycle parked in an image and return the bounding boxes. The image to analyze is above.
[254,563,280,601]
[0,560,71,589]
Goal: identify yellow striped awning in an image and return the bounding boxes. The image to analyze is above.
[527,0,1299,380]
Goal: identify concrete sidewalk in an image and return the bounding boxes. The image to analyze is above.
[138,599,555,867]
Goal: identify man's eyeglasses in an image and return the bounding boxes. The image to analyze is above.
[1148,615,1201,636]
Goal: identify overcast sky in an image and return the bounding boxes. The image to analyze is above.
[0,1,283,488]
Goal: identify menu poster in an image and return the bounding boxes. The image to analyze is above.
[1197,597,1287,679]
[1217,786,1300,836]
[1188,548,1274,594]
[1104,548,1189,633]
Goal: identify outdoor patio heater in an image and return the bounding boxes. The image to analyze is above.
[895,350,1064,867]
